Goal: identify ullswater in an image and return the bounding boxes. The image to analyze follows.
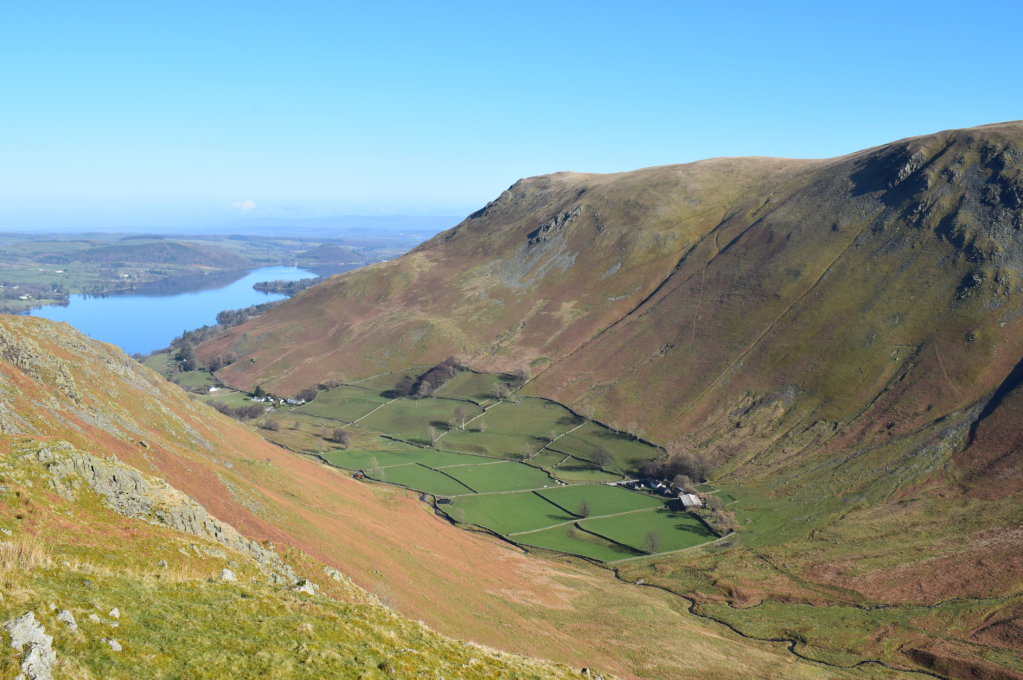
[29,265,341,355]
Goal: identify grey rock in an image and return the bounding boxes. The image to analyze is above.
[56,610,76,631]
[108,608,119,619]
[219,568,237,582]
[0,528,11,536]
[228,560,239,569]
[88,614,100,624]
[293,580,317,596]
[3,612,55,680]
[157,560,167,568]
[101,638,122,652]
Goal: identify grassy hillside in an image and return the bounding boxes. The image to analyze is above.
[0,316,878,679]
[193,121,1023,678]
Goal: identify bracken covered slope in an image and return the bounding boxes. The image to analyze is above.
[2,316,865,680]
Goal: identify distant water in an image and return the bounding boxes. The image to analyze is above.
[29,266,340,355]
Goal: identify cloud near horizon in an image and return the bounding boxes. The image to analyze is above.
[231,200,256,211]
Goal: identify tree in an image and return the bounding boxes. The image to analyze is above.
[642,531,661,555]
[254,385,266,398]
[477,419,487,433]
[592,447,613,471]
[520,442,535,460]
[455,406,466,430]
[577,500,591,518]
[626,421,639,438]
[511,368,529,389]
[292,420,301,430]
[394,374,415,397]
[491,383,510,400]
[672,474,693,492]
[296,387,318,402]
[610,420,620,434]
[634,427,646,442]
[332,428,352,447]
[415,380,434,399]
[368,456,381,479]
[548,430,558,444]
[428,426,440,446]
[579,404,595,421]
[261,420,280,432]
[207,355,224,372]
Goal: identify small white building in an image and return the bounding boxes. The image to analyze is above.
[679,493,703,509]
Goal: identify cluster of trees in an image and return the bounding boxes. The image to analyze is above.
[207,400,265,421]
[392,356,465,399]
[252,278,322,294]
[163,301,284,372]
[639,451,710,485]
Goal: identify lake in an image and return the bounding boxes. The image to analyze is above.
[29,265,348,355]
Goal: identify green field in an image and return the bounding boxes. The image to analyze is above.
[440,430,545,458]
[537,484,663,517]
[449,492,573,535]
[526,449,569,469]
[514,523,641,562]
[581,508,715,554]
[548,422,661,473]
[196,389,253,407]
[350,369,429,393]
[359,399,483,444]
[433,371,509,403]
[296,385,391,422]
[484,398,583,438]
[440,461,555,493]
[321,447,492,471]
[549,467,623,483]
[366,464,474,496]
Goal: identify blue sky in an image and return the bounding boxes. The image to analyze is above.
[1,1,1020,230]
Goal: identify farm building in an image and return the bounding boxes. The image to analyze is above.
[679,493,702,508]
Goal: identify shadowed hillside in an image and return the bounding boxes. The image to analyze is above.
[194,121,1023,677]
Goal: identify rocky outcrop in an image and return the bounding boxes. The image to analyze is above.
[34,442,298,585]
[3,612,55,680]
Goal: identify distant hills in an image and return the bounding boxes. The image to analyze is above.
[38,241,253,268]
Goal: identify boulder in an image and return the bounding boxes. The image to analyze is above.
[3,612,55,680]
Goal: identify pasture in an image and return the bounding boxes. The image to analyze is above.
[440,461,556,493]
[449,492,573,535]
[514,524,641,562]
[359,399,483,444]
[433,371,509,403]
[295,385,391,422]
[320,447,489,471]
[581,508,716,554]
[366,464,474,496]
[536,484,663,517]
[548,422,661,473]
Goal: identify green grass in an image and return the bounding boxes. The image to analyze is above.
[548,468,623,483]
[173,370,216,388]
[525,450,569,469]
[321,447,492,471]
[483,398,584,439]
[296,386,391,422]
[365,464,474,496]
[440,461,555,493]
[514,523,642,562]
[548,422,661,474]
[537,485,663,517]
[143,351,175,375]
[433,371,510,403]
[581,508,715,554]
[439,430,544,459]
[196,389,253,407]
[350,369,429,393]
[359,399,482,444]
[448,492,574,535]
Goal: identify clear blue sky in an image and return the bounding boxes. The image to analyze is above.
[1,1,1020,231]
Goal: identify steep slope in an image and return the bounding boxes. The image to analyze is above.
[1,316,866,680]
[193,121,1023,677]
